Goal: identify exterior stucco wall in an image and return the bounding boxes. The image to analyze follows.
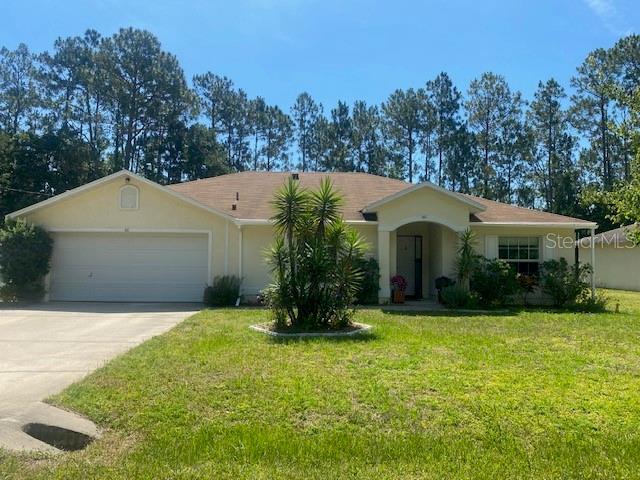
[236,223,582,302]
[17,177,229,289]
[238,222,379,298]
[16,176,385,301]
[13,172,592,303]
[579,244,640,291]
[375,188,471,232]
[470,226,578,263]
[471,225,581,304]
[240,225,273,295]
[354,224,378,258]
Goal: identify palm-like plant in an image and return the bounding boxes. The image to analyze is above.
[455,228,479,290]
[264,178,367,330]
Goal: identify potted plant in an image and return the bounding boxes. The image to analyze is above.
[390,275,407,304]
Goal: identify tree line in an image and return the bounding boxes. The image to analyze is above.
[1,28,639,229]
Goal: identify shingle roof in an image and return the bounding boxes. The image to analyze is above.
[169,172,408,221]
[462,195,595,225]
[168,171,595,225]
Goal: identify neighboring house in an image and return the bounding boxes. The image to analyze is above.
[578,225,640,291]
[6,170,597,303]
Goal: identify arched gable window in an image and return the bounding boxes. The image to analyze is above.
[120,185,139,210]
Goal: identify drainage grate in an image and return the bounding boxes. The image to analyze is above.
[22,423,94,451]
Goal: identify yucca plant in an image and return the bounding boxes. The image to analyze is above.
[263,178,367,330]
[455,228,479,290]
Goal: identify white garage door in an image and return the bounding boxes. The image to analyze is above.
[50,232,209,302]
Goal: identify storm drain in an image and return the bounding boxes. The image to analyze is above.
[22,423,95,451]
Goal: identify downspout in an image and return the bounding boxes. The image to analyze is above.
[574,229,579,271]
[237,225,243,306]
[224,220,229,275]
[590,227,596,299]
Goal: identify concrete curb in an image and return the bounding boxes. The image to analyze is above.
[0,402,100,454]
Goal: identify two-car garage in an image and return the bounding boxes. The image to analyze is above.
[48,232,210,302]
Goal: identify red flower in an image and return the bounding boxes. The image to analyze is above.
[390,275,408,292]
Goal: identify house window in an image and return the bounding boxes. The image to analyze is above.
[498,236,540,276]
[120,185,139,210]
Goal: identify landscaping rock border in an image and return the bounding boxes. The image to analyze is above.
[250,322,373,338]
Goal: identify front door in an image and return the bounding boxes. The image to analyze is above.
[396,235,423,298]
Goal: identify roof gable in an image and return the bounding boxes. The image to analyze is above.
[362,182,486,213]
[7,170,235,222]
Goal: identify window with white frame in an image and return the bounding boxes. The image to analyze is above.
[120,185,139,210]
[498,236,540,275]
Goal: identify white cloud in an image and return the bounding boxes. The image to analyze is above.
[583,0,631,36]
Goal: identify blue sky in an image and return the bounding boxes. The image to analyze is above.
[2,0,638,109]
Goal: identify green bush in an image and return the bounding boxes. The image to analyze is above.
[539,258,593,308]
[576,290,608,312]
[203,275,241,306]
[517,274,538,306]
[263,178,366,331]
[440,284,477,309]
[470,258,518,307]
[354,257,379,305]
[0,219,53,302]
[435,276,456,303]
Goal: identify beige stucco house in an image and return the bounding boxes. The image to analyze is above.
[7,170,597,303]
[578,226,640,291]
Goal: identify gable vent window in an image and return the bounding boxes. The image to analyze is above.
[120,185,139,210]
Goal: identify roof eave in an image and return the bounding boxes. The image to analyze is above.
[471,221,599,228]
[235,218,378,226]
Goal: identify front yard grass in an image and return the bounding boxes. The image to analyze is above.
[1,289,640,479]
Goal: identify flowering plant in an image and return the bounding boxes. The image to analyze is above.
[390,274,408,292]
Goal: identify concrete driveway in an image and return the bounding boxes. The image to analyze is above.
[0,302,198,452]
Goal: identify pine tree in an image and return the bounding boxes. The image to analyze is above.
[382,88,431,182]
[426,73,462,186]
[465,72,522,199]
[291,92,320,171]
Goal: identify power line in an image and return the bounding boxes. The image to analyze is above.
[0,187,54,197]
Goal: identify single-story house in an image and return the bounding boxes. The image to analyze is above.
[578,225,639,291]
[6,170,598,303]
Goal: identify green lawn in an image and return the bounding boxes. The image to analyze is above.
[2,290,640,479]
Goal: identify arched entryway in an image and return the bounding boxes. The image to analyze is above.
[378,220,464,302]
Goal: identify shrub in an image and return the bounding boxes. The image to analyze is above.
[263,178,366,331]
[354,257,379,305]
[435,276,455,303]
[0,219,53,302]
[470,258,518,307]
[203,275,241,306]
[440,284,477,309]
[576,290,609,312]
[517,274,538,306]
[539,258,592,308]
